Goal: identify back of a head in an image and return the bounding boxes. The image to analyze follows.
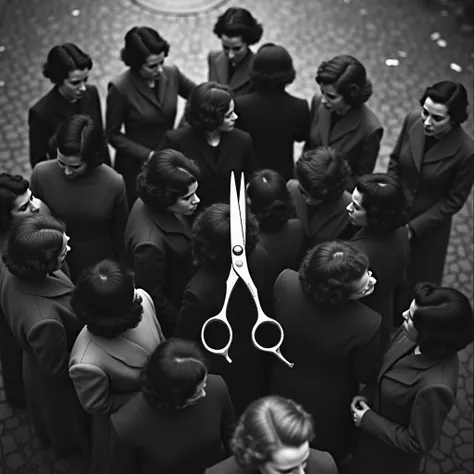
[42,43,92,84]
[213,7,263,45]
[0,173,29,231]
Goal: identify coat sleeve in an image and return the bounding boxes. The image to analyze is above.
[175,289,208,342]
[207,52,214,81]
[351,319,381,385]
[243,133,258,176]
[218,377,236,456]
[388,113,411,179]
[110,423,139,474]
[111,176,129,262]
[294,100,311,144]
[90,86,111,166]
[28,108,51,168]
[177,66,196,99]
[360,384,455,454]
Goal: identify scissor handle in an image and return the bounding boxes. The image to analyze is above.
[201,315,233,364]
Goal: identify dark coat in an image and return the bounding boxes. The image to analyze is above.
[235,90,310,180]
[307,97,383,191]
[125,199,194,337]
[349,328,458,474]
[160,126,257,208]
[106,67,196,205]
[208,50,255,98]
[28,84,110,168]
[110,375,236,474]
[388,111,474,314]
[270,270,381,459]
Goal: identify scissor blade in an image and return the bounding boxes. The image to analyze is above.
[239,172,246,240]
[229,172,245,251]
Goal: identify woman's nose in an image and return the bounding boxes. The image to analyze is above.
[193,194,200,204]
[79,82,87,91]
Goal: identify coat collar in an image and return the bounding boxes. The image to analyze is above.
[50,86,92,120]
[319,104,365,144]
[127,69,166,111]
[143,201,191,238]
[18,269,74,297]
[214,50,254,92]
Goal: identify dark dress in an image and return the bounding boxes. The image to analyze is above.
[235,90,310,180]
[270,269,381,460]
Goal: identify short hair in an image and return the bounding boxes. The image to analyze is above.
[232,396,314,470]
[213,7,263,45]
[137,148,200,211]
[419,81,469,125]
[299,240,369,305]
[120,26,170,71]
[0,173,29,231]
[355,173,409,232]
[247,169,293,233]
[42,43,92,85]
[141,338,209,410]
[71,259,144,338]
[412,282,473,357]
[185,82,232,132]
[296,147,350,202]
[316,55,373,107]
[250,43,296,92]
[192,203,259,268]
[2,215,66,281]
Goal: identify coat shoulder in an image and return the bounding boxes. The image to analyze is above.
[307,449,338,474]
[361,105,383,132]
[29,88,57,116]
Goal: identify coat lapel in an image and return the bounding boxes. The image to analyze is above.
[150,207,192,239]
[424,126,462,164]
[329,105,364,143]
[128,70,162,111]
[157,72,168,107]
[317,105,331,145]
[18,270,74,297]
[408,118,425,173]
[214,52,229,85]
[228,51,254,93]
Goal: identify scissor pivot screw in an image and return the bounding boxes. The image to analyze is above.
[236,260,243,267]
[233,245,243,256]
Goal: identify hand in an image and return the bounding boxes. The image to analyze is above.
[351,399,371,427]
[406,224,413,240]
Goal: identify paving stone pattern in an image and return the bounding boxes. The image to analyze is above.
[0,0,472,472]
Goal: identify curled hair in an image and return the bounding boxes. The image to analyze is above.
[296,147,350,202]
[192,203,259,268]
[42,43,92,85]
[120,26,170,71]
[137,148,200,211]
[316,55,373,106]
[232,396,314,470]
[185,82,232,132]
[0,173,29,231]
[247,169,293,233]
[72,259,143,338]
[419,81,469,125]
[2,215,66,281]
[355,173,408,232]
[141,338,209,410]
[213,7,263,45]
[299,240,368,305]
[412,283,473,357]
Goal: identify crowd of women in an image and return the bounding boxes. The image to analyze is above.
[0,6,473,474]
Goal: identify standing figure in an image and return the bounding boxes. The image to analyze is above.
[307,55,383,191]
[106,26,196,206]
[28,43,110,168]
[388,81,474,318]
[208,7,263,98]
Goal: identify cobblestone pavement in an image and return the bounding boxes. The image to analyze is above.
[0,0,473,472]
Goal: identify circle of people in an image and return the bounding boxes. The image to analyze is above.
[0,7,473,474]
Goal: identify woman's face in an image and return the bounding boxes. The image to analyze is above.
[402,300,419,342]
[348,269,377,300]
[219,100,238,132]
[421,97,452,138]
[167,181,200,216]
[57,151,88,179]
[346,188,368,227]
[260,441,310,474]
[58,68,90,102]
[56,233,71,269]
[319,83,350,115]
[11,188,41,222]
[221,35,249,66]
[139,52,166,81]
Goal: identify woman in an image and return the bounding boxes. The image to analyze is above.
[208,7,263,97]
[270,241,381,466]
[347,173,410,352]
[125,148,200,337]
[175,203,273,416]
[235,43,310,181]
[247,169,306,276]
[388,81,474,317]
[206,396,337,474]
[31,114,128,281]
[306,55,383,191]
[106,26,196,206]
[287,147,355,248]
[350,282,473,474]
[160,81,257,207]
[28,43,109,169]
[110,338,235,474]
[69,259,165,473]
[0,215,90,458]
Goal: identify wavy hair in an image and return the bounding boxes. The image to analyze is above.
[0,173,29,232]
[213,7,263,45]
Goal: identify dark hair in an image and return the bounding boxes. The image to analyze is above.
[213,7,263,45]
[42,43,92,85]
[316,55,372,107]
[2,215,66,281]
[72,259,144,338]
[250,43,295,92]
[247,169,293,233]
[120,26,170,71]
[0,173,29,231]
[137,148,200,211]
[185,82,232,132]
[419,81,469,125]
[299,240,369,305]
[141,338,209,410]
[232,396,314,470]
[355,173,409,232]
[192,203,259,268]
[296,147,350,202]
[412,283,473,357]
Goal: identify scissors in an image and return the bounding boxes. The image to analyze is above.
[200,172,294,368]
